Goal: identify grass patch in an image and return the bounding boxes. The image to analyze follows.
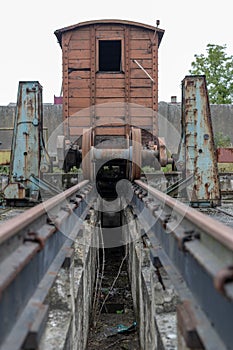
[0,166,9,175]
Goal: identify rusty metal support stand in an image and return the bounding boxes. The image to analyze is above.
[3,82,50,205]
[177,75,221,207]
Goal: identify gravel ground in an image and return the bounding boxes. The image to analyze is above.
[199,202,233,228]
[0,208,27,224]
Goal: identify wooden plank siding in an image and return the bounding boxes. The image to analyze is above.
[60,22,161,138]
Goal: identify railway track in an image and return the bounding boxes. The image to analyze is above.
[0,208,28,224]
[199,205,233,228]
[0,180,94,350]
[133,180,233,349]
[0,180,233,349]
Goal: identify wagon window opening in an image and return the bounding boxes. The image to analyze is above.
[98,40,122,72]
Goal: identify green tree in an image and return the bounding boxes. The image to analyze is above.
[214,132,231,148]
[189,44,233,104]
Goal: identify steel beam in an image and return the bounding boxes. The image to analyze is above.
[0,180,94,350]
[134,179,233,350]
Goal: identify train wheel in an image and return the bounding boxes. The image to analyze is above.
[131,127,142,180]
[82,128,93,181]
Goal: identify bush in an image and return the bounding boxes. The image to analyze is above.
[214,132,231,148]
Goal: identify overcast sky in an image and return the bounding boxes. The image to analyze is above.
[0,0,232,105]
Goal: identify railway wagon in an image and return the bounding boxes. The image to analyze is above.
[54,19,166,181]
[54,19,164,137]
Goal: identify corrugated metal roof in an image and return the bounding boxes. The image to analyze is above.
[54,19,164,47]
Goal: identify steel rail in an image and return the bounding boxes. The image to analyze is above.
[134,179,233,350]
[216,206,233,218]
[0,179,90,245]
[0,180,93,350]
[135,180,233,251]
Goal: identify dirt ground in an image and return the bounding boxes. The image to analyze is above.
[86,247,140,350]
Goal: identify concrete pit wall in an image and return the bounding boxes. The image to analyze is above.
[123,209,179,350]
[40,206,179,350]
[40,211,97,350]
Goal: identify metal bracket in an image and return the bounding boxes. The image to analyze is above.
[24,232,45,251]
[62,248,74,269]
[22,304,48,350]
[178,229,200,251]
[214,266,233,299]
[177,300,204,349]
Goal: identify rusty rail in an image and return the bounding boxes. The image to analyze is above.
[0,180,93,350]
[133,179,233,350]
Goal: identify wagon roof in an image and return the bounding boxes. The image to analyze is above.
[54,19,164,47]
